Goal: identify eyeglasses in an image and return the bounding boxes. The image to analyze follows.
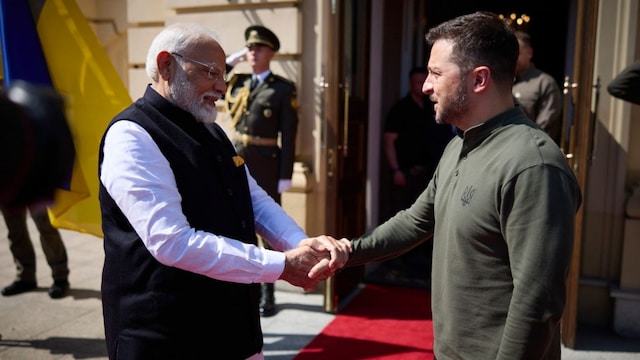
[171,52,228,81]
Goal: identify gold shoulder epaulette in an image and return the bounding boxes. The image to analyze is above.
[227,73,240,88]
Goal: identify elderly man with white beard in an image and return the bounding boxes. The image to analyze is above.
[98,22,351,360]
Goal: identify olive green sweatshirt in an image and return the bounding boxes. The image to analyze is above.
[350,107,581,360]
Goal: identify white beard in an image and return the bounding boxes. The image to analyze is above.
[168,69,219,124]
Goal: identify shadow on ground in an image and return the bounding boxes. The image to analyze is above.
[0,337,107,359]
[262,332,318,360]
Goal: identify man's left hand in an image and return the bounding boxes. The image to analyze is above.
[299,236,352,279]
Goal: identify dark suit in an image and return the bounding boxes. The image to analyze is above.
[225,72,299,204]
[608,60,640,105]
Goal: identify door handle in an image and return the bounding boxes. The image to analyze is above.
[587,78,600,166]
[561,76,578,158]
[327,148,334,177]
[341,80,350,158]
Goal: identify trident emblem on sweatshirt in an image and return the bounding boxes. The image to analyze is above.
[461,185,475,207]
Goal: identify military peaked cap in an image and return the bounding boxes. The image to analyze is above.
[245,25,280,51]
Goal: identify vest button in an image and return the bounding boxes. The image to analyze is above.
[216,155,223,163]
[227,188,233,196]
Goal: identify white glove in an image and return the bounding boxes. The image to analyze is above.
[278,179,292,193]
[226,47,248,67]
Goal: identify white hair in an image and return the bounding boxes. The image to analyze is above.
[145,23,221,81]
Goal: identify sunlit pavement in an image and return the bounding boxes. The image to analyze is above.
[1,217,639,359]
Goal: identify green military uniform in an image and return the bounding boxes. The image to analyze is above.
[225,71,298,204]
[224,25,299,317]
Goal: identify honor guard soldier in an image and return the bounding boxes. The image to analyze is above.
[224,25,300,317]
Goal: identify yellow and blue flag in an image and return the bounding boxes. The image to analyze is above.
[0,0,132,237]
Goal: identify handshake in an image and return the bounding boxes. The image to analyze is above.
[279,236,352,291]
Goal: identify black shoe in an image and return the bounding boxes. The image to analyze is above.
[1,280,37,296]
[260,301,277,317]
[48,280,69,299]
[259,283,277,317]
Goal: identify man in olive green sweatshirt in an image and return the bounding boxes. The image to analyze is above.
[328,12,582,360]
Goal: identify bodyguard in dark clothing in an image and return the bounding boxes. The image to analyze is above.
[608,60,640,105]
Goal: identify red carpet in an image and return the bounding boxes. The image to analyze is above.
[295,284,434,359]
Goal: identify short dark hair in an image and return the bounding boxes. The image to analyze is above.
[425,11,518,87]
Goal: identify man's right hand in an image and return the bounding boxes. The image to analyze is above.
[279,246,330,291]
[299,235,352,270]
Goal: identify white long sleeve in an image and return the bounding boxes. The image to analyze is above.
[100,120,307,284]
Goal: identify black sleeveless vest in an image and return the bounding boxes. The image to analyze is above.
[99,86,262,360]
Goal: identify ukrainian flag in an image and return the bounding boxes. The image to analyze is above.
[0,0,132,237]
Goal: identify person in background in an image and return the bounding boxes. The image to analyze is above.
[332,12,582,359]
[99,22,350,360]
[512,30,563,145]
[384,66,455,215]
[1,81,72,300]
[1,207,70,299]
[224,25,299,317]
[607,59,640,105]
[380,66,454,284]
